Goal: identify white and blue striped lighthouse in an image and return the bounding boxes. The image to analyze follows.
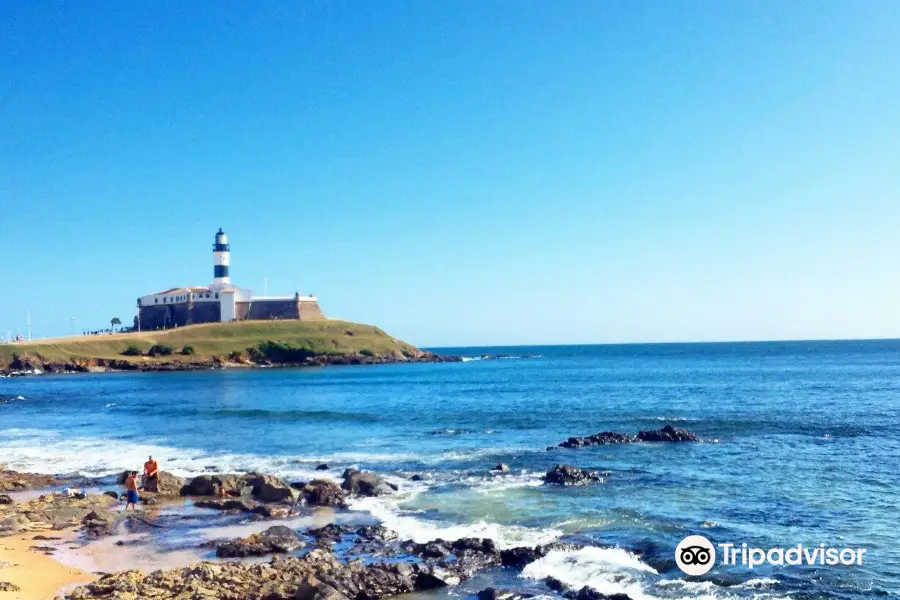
[213,228,231,285]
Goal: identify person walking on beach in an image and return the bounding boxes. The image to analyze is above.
[142,455,159,493]
[124,471,139,510]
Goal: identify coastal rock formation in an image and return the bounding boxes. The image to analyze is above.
[546,576,634,600]
[0,581,22,592]
[636,424,700,443]
[0,466,58,491]
[491,463,511,473]
[341,469,397,497]
[117,471,186,496]
[292,479,347,507]
[0,492,118,534]
[215,525,305,557]
[477,588,536,600]
[558,432,636,448]
[245,473,296,503]
[0,494,12,505]
[554,425,700,449]
[180,474,245,497]
[66,548,468,600]
[543,465,604,486]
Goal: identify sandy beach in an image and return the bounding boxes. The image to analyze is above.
[0,531,93,600]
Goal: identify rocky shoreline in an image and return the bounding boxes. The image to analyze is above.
[0,424,707,600]
[0,350,461,376]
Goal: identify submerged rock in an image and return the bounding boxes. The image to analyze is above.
[543,465,604,486]
[341,469,397,497]
[316,463,330,471]
[491,463,511,473]
[216,525,304,558]
[0,581,21,592]
[308,523,354,545]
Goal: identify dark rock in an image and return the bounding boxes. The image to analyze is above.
[478,588,535,600]
[555,425,700,449]
[194,498,256,513]
[341,469,397,497]
[413,565,462,589]
[0,494,13,505]
[543,465,604,486]
[402,539,454,559]
[216,525,304,558]
[0,581,21,592]
[452,537,498,555]
[566,586,634,600]
[636,424,700,443]
[500,546,543,568]
[139,471,186,497]
[558,432,636,449]
[308,523,353,544]
[293,576,349,600]
[103,491,119,500]
[316,464,330,471]
[181,474,244,497]
[410,474,424,482]
[545,577,566,592]
[293,479,346,507]
[491,463,510,473]
[245,473,296,503]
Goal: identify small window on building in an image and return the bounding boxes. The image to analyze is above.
[155,298,158,304]
[215,293,219,299]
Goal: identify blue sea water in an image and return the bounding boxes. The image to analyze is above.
[1,340,899,599]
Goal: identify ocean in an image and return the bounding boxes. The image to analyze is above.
[1,340,898,599]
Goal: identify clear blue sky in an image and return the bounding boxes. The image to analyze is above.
[1,2,898,346]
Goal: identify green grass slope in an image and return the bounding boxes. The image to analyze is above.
[0,320,420,368]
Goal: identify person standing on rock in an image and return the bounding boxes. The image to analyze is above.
[124,471,140,510]
[142,455,159,493]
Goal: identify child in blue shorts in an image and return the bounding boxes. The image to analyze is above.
[124,471,139,510]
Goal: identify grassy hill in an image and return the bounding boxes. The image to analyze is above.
[0,320,423,370]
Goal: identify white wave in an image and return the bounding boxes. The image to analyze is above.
[16,395,25,400]
[531,549,792,600]
[464,471,545,494]
[655,416,690,422]
[521,547,658,600]
[460,357,482,362]
[0,432,345,483]
[348,491,560,550]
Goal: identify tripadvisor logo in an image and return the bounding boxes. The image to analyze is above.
[676,535,716,575]
[675,535,868,575]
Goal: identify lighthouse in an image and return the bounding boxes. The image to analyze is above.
[212,228,231,286]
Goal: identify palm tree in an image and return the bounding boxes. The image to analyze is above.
[111,317,122,331]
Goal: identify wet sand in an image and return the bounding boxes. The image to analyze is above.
[0,531,93,600]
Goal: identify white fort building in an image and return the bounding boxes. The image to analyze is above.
[137,228,324,330]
